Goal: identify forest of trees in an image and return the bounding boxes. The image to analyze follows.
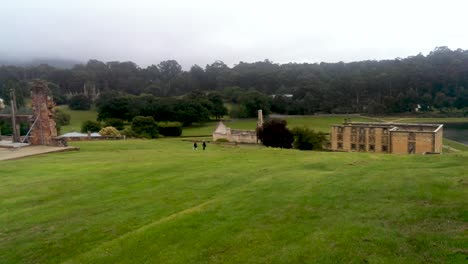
[0,46,467,117]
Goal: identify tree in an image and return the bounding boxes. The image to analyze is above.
[81,120,102,132]
[131,116,158,138]
[54,108,71,126]
[257,118,293,149]
[239,91,271,118]
[69,94,92,110]
[292,127,326,150]
[208,92,228,119]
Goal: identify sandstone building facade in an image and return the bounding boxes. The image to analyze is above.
[330,122,443,154]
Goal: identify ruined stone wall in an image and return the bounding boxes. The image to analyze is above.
[434,127,443,153]
[389,131,409,154]
[29,80,57,145]
[213,129,257,143]
[390,131,435,154]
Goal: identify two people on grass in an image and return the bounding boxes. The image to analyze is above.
[193,141,207,150]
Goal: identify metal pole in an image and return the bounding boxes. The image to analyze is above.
[10,89,20,142]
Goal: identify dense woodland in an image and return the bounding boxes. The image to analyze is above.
[0,47,467,121]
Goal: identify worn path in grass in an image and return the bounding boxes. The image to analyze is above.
[0,139,466,263]
[0,145,79,161]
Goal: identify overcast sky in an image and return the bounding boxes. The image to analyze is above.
[1,0,467,69]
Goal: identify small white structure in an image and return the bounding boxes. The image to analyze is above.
[61,132,101,138]
[212,110,263,144]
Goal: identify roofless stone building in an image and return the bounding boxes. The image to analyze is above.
[212,110,263,144]
[330,121,443,154]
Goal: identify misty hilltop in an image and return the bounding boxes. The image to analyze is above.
[0,57,82,69]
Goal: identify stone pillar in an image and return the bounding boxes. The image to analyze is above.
[257,110,263,129]
[30,80,57,145]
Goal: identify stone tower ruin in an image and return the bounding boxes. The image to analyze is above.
[29,80,58,145]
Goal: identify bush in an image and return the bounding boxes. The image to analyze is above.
[257,118,293,149]
[215,138,229,142]
[54,108,71,126]
[104,118,125,130]
[99,126,121,137]
[81,120,102,133]
[292,127,326,150]
[121,127,137,138]
[69,94,92,110]
[157,122,183,137]
[131,116,158,138]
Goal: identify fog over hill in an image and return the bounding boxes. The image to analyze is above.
[0,57,82,69]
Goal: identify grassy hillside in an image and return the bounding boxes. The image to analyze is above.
[56,106,98,134]
[0,139,466,263]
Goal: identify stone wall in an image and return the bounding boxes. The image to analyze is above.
[212,122,258,143]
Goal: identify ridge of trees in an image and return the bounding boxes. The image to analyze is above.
[0,46,467,115]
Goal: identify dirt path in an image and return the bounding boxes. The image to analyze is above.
[0,145,79,161]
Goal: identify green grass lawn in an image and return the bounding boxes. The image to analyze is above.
[0,139,466,263]
[57,106,98,134]
[443,138,468,152]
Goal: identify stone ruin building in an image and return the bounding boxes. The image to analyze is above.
[0,79,61,146]
[330,121,443,154]
[212,110,264,144]
[29,80,59,145]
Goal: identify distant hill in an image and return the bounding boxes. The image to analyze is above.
[0,57,82,69]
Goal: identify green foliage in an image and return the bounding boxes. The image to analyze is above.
[257,118,293,148]
[0,120,12,135]
[97,95,136,121]
[99,126,122,137]
[81,120,102,133]
[292,127,327,150]
[239,90,271,118]
[215,138,229,142]
[104,118,125,130]
[69,94,92,110]
[0,80,28,108]
[54,108,71,126]
[0,120,28,135]
[131,116,158,138]
[157,122,183,137]
[121,127,137,138]
[208,92,228,119]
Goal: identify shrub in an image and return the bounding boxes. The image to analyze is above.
[257,118,293,149]
[104,118,125,130]
[99,126,121,137]
[292,127,326,150]
[54,108,71,126]
[81,120,102,133]
[121,127,137,138]
[215,138,229,142]
[69,94,92,110]
[157,122,183,137]
[131,116,158,138]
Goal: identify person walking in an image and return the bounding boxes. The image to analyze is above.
[193,142,198,150]
[202,141,207,150]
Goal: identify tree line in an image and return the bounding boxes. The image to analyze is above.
[0,46,467,115]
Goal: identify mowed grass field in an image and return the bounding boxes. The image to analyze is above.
[56,107,98,134]
[0,139,467,263]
